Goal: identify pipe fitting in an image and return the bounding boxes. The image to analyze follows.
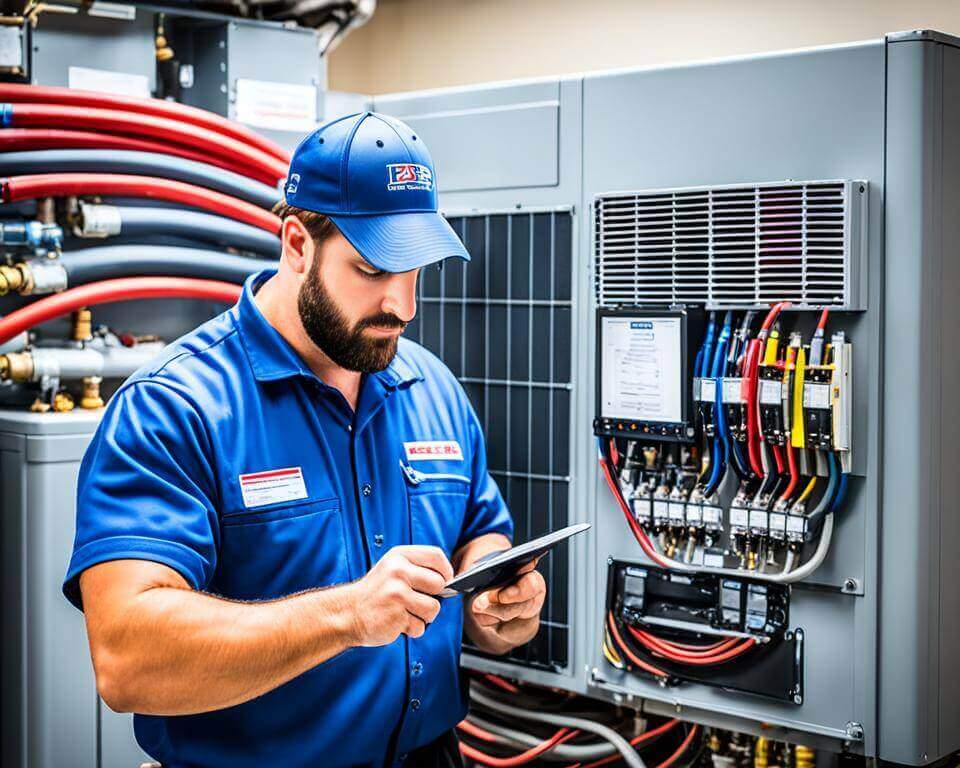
[80,376,104,410]
[0,264,25,296]
[52,390,74,413]
[18,258,67,296]
[72,308,92,342]
[77,203,121,238]
[0,351,34,382]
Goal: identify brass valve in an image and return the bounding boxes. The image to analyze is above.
[0,352,34,382]
[72,308,93,342]
[52,390,75,413]
[0,264,26,296]
[794,745,815,768]
[80,376,104,410]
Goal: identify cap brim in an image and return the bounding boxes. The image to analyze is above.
[328,211,470,273]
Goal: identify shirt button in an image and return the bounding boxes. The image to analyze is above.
[361,483,372,497]
[374,534,384,547]
[409,698,420,711]
[411,661,423,676]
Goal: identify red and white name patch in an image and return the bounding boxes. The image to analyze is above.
[403,440,463,462]
[238,466,308,508]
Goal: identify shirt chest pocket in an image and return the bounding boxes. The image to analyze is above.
[401,463,470,557]
[213,498,349,600]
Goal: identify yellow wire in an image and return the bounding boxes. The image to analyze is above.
[796,476,818,504]
[791,346,807,448]
[763,329,781,365]
[602,633,624,668]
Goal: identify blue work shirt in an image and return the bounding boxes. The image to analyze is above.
[63,269,513,768]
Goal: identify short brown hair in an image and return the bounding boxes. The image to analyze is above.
[272,200,339,244]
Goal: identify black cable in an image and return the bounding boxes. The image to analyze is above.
[79,205,280,257]
[0,149,281,209]
[59,245,273,286]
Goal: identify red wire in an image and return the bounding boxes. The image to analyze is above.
[0,277,241,346]
[609,438,621,466]
[599,450,672,568]
[0,83,290,163]
[743,338,763,476]
[657,725,701,768]
[629,629,740,657]
[816,307,830,330]
[566,719,682,768]
[484,674,520,694]
[778,442,799,503]
[771,444,785,474]
[460,727,580,767]
[457,719,501,743]
[0,129,280,185]
[628,628,756,665]
[6,103,287,181]
[2,174,281,234]
[606,614,668,678]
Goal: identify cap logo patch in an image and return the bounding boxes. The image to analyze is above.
[285,173,300,195]
[387,163,433,192]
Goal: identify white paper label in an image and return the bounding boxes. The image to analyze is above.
[685,504,703,524]
[403,440,463,461]
[729,507,749,528]
[769,512,787,535]
[700,378,717,403]
[786,515,807,535]
[634,497,652,521]
[803,382,831,409]
[749,509,768,529]
[702,505,723,525]
[68,66,150,98]
[759,378,783,406]
[722,378,743,404]
[668,502,686,522]
[692,377,702,402]
[238,466,307,508]
[653,500,670,521]
[235,78,318,132]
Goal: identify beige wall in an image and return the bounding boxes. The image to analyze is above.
[328,0,960,95]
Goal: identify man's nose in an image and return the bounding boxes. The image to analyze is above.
[381,270,419,323]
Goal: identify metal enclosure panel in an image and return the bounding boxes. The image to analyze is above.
[31,9,156,90]
[0,414,149,768]
[581,41,886,748]
[374,78,587,694]
[880,34,960,764]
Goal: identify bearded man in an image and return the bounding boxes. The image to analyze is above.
[63,112,547,768]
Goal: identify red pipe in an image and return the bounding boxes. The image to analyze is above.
[457,719,500,743]
[0,129,280,185]
[0,278,240,346]
[7,104,287,182]
[0,83,289,164]
[2,174,281,234]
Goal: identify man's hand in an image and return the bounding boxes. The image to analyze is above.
[456,534,547,655]
[344,545,454,647]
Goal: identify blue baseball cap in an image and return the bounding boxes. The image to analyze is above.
[282,111,469,273]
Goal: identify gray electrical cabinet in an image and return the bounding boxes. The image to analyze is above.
[375,30,960,765]
[0,412,150,768]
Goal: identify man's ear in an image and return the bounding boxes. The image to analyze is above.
[281,216,314,276]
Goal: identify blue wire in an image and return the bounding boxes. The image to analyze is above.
[704,315,732,496]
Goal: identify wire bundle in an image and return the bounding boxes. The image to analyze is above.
[459,674,701,768]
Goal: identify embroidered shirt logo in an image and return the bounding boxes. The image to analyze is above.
[386,163,433,192]
[403,440,463,461]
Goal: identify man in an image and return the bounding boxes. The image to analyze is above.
[62,112,547,768]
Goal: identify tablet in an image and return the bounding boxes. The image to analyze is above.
[440,522,591,597]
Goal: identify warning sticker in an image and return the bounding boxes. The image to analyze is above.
[235,78,317,132]
[238,466,308,508]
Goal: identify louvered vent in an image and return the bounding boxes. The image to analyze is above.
[594,180,866,309]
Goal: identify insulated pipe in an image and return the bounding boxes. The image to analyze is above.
[0,83,290,164]
[1,343,165,382]
[0,151,281,209]
[77,206,281,257]
[0,129,279,185]
[59,246,273,286]
[2,174,281,234]
[0,277,241,347]
[4,104,288,181]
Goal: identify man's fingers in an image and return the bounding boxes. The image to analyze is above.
[471,596,526,623]
[405,614,427,639]
[404,590,442,625]
[494,571,546,605]
[399,562,447,595]
[397,546,455,582]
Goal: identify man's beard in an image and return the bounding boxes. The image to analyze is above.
[297,261,406,373]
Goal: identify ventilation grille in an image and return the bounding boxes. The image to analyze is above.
[594,180,866,308]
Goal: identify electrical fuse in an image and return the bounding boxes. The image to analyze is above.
[700,378,718,437]
[652,496,671,526]
[719,580,743,628]
[803,365,834,449]
[745,585,769,632]
[748,506,769,536]
[728,501,749,536]
[684,501,703,527]
[758,367,786,444]
[632,490,653,528]
[831,332,853,466]
[668,499,686,526]
[768,510,788,541]
[786,513,807,542]
[722,376,746,441]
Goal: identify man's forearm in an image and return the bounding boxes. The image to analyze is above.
[84,564,359,716]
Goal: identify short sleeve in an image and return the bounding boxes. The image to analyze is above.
[63,381,220,610]
[456,397,514,547]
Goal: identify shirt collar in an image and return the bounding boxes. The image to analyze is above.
[233,269,423,389]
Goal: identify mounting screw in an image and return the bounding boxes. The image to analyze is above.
[845,722,864,740]
[859,185,865,193]
[793,694,802,705]
[607,556,614,565]
[785,631,794,641]
[843,578,859,593]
